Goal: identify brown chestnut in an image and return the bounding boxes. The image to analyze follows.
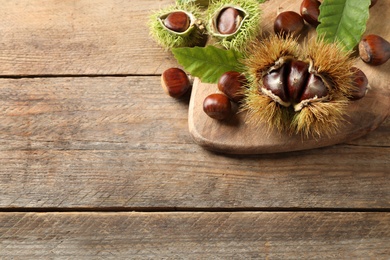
[262,64,290,104]
[300,0,321,27]
[370,0,378,8]
[349,67,369,100]
[161,68,191,98]
[218,71,247,103]
[300,73,328,101]
[164,11,190,33]
[287,60,310,102]
[274,11,305,37]
[359,34,390,66]
[203,93,232,120]
[217,7,243,35]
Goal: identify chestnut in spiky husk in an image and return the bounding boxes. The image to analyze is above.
[242,35,356,137]
[149,4,206,49]
[217,7,243,35]
[164,11,191,33]
[206,0,261,51]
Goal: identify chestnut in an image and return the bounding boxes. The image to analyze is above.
[287,60,310,102]
[203,93,232,120]
[164,11,190,33]
[370,0,378,8]
[218,71,247,103]
[161,68,191,98]
[300,0,321,27]
[359,34,390,66]
[300,73,328,101]
[216,7,243,35]
[274,11,305,37]
[349,67,369,100]
[262,65,290,105]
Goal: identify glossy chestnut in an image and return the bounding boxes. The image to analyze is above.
[287,60,310,101]
[274,11,305,36]
[262,65,290,105]
[300,73,328,101]
[218,71,247,103]
[164,11,190,33]
[216,7,243,35]
[300,0,321,27]
[161,68,191,98]
[349,67,369,100]
[359,34,390,66]
[203,93,232,120]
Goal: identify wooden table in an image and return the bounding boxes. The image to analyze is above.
[0,0,389,258]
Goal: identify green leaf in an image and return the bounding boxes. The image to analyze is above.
[316,0,370,51]
[171,46,244,84]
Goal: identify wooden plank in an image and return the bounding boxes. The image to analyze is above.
[0,0,388,77]
[0,0,177,76]
[347,117,390,147]
[1,212,389,258]
[0,145,389,209]
[0,77,389,209]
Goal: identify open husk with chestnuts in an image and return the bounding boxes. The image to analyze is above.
[206,0,261,51]
[149,4,206,49]
[242,35,356,138]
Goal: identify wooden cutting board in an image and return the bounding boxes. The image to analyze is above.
[188,0,390,154]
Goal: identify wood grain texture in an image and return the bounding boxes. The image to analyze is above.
[0,77,389,209]
[1,212,389,259]
[0,0,388,256]
[189,0,390,154]
[0,0,177,76]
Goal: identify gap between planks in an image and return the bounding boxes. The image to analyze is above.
[0,74,162,79]
[0,207,389,213]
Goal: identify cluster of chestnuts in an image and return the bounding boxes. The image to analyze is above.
[156,0,389,138]
[149,0,261,51]
[274,0,390,66]
[203,71,247,120]
[161,68,246,121]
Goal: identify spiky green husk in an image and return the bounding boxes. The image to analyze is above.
[243,80,293,134]
[242,35,356,138]
[242,35,300,133]
[176,0,209,8]
[206,0,261,51]
[148,4,205,50]
[293,37,356,137]
[291,95,349,138]
[305,37,356,98]
[244,34,301,83]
